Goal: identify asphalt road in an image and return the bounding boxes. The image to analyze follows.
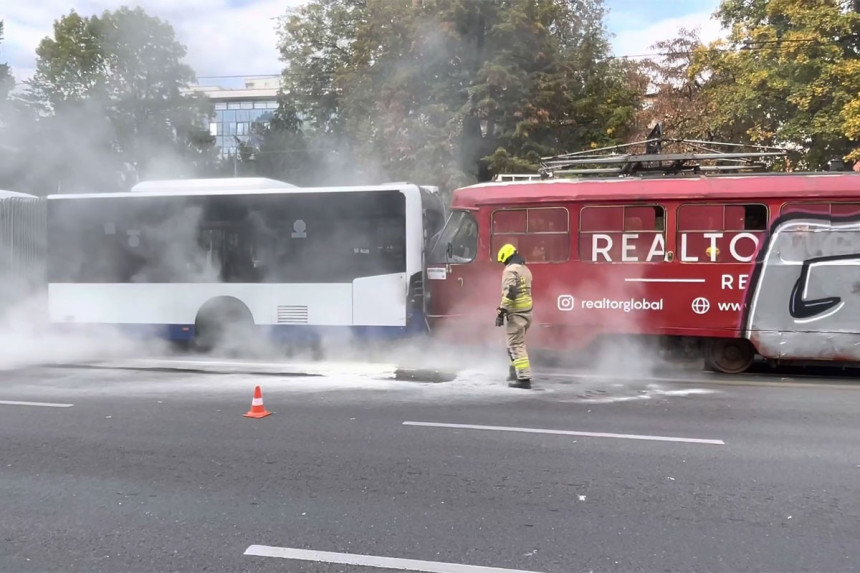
[2,359,860,573]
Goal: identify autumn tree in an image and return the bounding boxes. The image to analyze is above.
[635,28,723,141]
[694,0,860,169]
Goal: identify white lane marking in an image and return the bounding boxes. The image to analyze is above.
[624,278,705,283]
[0,400,74,408]
[403,421,725,445]
[243,545,545,573]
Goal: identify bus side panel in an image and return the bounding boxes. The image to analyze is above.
[48,283,354,326]
[352,273,407,327]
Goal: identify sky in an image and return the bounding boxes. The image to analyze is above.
[1,0,725,90]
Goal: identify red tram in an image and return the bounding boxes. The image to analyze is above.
[425,140,860,373]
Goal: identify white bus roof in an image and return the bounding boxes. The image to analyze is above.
[47,182,423,200]
[130,177,297,193]
[0,190,39,199]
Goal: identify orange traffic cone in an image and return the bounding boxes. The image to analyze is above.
[243,385,272,419]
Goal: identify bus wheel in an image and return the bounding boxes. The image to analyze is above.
[703,338,755,374]
[193,298,254,354]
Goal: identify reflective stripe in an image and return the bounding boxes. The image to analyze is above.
[513,358,530,369]
[500,276,533,312]
[500,297,532,312]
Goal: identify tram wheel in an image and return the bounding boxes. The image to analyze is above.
[703,338,755,374]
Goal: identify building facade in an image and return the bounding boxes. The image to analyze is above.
[185,76,280,159]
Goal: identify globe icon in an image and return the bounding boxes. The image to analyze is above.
[691,297,710,314]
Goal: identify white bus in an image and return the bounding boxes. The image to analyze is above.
[0,190,46,313]
[46,178,446,352]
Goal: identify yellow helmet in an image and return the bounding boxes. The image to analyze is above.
[497,243,517,263]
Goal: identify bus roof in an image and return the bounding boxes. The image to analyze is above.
[130,177,297,192]
[452,172,860,208]
[47,182,423,201]
[0,190,39,200]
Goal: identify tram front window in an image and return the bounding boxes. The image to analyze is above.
[429,211,478,264]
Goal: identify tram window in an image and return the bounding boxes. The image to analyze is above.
[780,202,829,216]
[490,207,570,263]
[678,204,768,231]
[831,203,860,216]
[491,234,570,263]
[726,204,767,231]
[580,205,664,232]
[493,210,527,233]
[580,206,622,232]
[781,202,860,217]
[676,203,768,263]
[528,208,569,233]
[579,204,665,263]
[624,206,664,231]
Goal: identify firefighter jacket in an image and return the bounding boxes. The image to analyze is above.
[499,262,533,314]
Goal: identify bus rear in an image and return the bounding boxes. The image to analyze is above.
[0,191,46,314]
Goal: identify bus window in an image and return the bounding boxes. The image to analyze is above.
[579,205,665,263]
[490,207,570,263]
[677,203,768,263]
[428,211,478,264]
[48,190,410,284]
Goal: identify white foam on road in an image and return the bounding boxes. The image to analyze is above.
[6,358,724,407]
[0,400,74,408]
[243,545,545,573]
[403,421,726,445]
[81,358,401,378]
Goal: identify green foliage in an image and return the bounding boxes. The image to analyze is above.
[269,0,644,191]
[22,7,215,192]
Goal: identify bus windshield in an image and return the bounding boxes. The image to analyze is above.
[428,210,478,264]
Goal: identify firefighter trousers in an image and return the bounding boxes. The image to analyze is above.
[505,311,532,380]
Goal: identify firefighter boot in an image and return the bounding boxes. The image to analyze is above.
[507,364,516,382]
[508,378,531,389]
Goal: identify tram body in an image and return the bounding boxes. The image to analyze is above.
[425,172,860,373]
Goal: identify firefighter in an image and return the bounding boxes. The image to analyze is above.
[494,243,533,389]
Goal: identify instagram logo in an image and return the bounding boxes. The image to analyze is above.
[557,294,575,311]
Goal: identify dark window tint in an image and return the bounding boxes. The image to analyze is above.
[47,190,407,284]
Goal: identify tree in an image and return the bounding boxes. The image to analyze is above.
[636,28,721,141]
[0,21,13,102]
[24,7,215,192]
[273,0,645,191]
[250,102,314,184]
[693,0,860,169]
[0,20,25,191]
